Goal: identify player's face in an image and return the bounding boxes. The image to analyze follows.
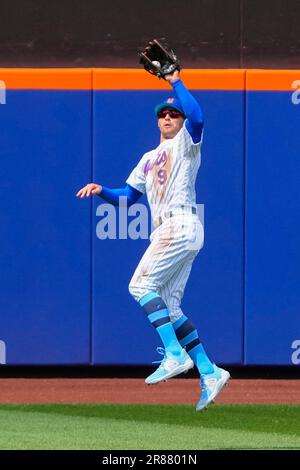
[157,109,185,140]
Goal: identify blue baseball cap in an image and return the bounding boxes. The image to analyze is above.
[155,97,185,117]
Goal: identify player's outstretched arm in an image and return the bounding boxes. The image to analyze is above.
[76,183,102,198]
[76,183,142,207]
[165,71,204,143]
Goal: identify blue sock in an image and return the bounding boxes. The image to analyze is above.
[173,314,214,375]
[139,292,182,355]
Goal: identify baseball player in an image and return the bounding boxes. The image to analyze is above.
[77,70,230,411]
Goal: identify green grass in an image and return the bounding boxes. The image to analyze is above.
[0,404,299,450]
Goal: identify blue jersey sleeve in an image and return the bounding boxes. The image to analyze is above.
[172,79,204,144]
[98,183,143,206]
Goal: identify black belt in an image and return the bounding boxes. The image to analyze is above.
[157,206,197,226]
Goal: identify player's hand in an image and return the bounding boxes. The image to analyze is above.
[164,69,180,84]
[76,183,102,198]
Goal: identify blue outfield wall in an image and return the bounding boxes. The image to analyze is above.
[245,89,300,365]
[0,89,92,364]
[0,69,299,365]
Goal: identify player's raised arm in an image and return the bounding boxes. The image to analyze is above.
[165,71,204,144]
[139,39,203,144]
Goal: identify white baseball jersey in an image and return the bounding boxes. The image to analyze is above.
[126,121,202,225]
[128,122,204,321]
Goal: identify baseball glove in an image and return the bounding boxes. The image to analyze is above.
[139,39,181,80]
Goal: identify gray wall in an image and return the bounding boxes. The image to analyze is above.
[0,0,299,68]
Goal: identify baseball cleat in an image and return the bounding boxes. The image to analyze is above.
[145,348,194,385]
[196,365,230,412]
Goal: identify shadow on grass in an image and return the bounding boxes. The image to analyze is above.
[1,404,300,438]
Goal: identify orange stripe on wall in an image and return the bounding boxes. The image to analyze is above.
[0,69,92,89]
[246,70,300,91]
[0,68,245,90]
[0,68,299,91]
[93,69,245,90]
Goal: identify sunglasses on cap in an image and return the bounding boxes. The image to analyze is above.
[157,109,183,119]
